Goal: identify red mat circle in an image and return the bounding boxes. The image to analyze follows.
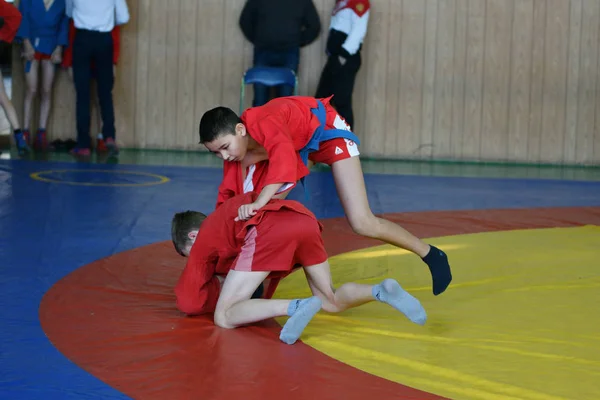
[39,207,600,399]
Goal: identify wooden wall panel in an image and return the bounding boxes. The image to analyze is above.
[580,0,600,164]
[5,0,600,165]
[462,0,485,160]
[508,0,534,162]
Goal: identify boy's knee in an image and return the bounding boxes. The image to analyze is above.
[213,309,235,329]
[321,301,342,313]
[349,213,379,237]
[319,291,342,313]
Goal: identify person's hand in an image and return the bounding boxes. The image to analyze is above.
[235,202,262,221]
[22,40,35,61]
[50,46,62,64]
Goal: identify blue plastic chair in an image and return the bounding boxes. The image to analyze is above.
[239,66,298,113]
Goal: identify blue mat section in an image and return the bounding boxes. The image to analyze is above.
[1,159,599,399]
[297,169,600,216]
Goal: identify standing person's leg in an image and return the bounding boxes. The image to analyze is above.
[38,60,56,130]
[70,63,106,152]
[277,47,300,98]
[72,30,94,154]
[251,48,272,107]
[93,32,117,155]
[92,74,102,137]
[315,55,337,99]
[0,69,26,153]
[327,53,361,129]
[90,67,108,152]
[35,60,57,150]
[23,60,39,138]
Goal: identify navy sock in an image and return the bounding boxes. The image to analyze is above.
[422,245,452,295]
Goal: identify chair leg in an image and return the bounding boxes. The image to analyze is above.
[240,78,246,114]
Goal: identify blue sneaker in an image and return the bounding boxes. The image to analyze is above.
[14,131,30,155]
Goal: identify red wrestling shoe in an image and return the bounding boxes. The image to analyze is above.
[105,137,119,156]
[69,147,91,157]
[23,130,31,145]
[96,137,108,153]
[33,129,48,151]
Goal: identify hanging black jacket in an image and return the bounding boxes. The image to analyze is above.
[239,0,321,51]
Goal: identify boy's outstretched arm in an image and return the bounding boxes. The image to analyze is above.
[175,252,221,316]
[235,183,284,221]
[236,117,303,219]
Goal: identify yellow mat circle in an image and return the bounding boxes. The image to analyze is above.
[30,169,170,187]
[274,226,600,400]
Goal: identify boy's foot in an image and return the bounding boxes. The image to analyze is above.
[69,147,91,157]
[14,131,30,155]
[279,296,322,345]
[33,129,48,151]
[96,138,108,153]
[422,245,452,295]
[373,279,427,325]
[105,138,119,157]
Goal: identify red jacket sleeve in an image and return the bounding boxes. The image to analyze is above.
[0,0,22,44]
[215,161,238,209]
[174,245,221,316]
[111,25,120,64]
[250,117,300,187]
[61,19,76,68]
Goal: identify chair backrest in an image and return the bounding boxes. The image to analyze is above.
[239,67,299,113]
[243,66,297,87]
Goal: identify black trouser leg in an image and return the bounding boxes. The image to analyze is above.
[93,33,115,140]
[315,53,361,129]
[72,30,93,148]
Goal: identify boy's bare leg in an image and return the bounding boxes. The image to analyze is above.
[303,260,373,312]
[303,260,427,325]
[215,270,322,344]
[39,60,56,130]
[215,270,287,328]
[331,157,452,296]
[0,69,21,130]
[24,60,39,132]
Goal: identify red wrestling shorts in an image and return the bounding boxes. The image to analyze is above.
[309,137,360,165]
[232,209,327,277]
[308,103,360,165]
[34,52,52,61]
